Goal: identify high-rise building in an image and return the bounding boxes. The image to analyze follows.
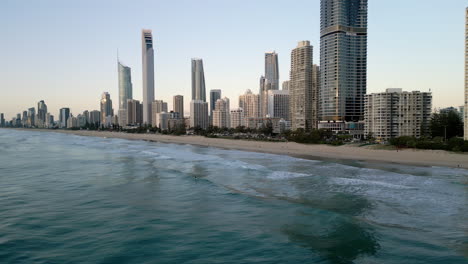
[151,100,168,127]
[465,7,468,140]
[173,95,184,118]
[45,113,53,128]
[209,89,222,120]
[282,81,290,91]
[59,108,70,128]
[37,100,47,124]
[289,41,315,130]
[89,110,101,126]
[155,112,171,130]
[212,97,230,128]
[142,29,155,124]
[312,65,320,128]
[192,58,206,102]
[118,60,133,110]
[320,0,368,122]
[365,89,432,141]
[0,113,5,127]
[230,108,244,128]
[22,111,27,127]
[190,100,209,129]
[27,107,36,127]
[126,99,143,126]
[267,90,289,120]
[100,92,113,124]
[239,89,261,119]
[259,52,279,117]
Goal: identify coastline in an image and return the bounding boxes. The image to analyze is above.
[7,128,468,169]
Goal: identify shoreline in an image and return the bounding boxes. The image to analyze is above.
[7,128,468,169]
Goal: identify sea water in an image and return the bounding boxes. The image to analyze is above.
[0,129,466,264]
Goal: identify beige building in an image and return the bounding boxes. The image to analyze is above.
[212,97,230,128]
[190,100,209,129]
[289,41,316,130]
[230,108,244,128]
[267,90,289,120]
[239,89,260,119]
[364,88,432,141]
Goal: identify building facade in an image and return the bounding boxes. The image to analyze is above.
[267,90,289,121]
[212,97,230,128]
[118,61,133,111]
[320,0,368,122]
[465,7,468,140]
[190,100,209,129]
[230,108,244,128]
[142,29,155,124]
[209,89,221,122]
[59,108,70,128]
[192,59,206,102]
[100,92,113,125]
[364,88,432,141]
[289,41,315,131]
[173,95,184,118]
[126,99,143,126]
[239,89,261,119]
[37,100,47,125]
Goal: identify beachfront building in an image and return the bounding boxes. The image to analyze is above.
[100,92,113,126]
[1,113,5,127]
[155,112,170,130]
[173,95,184,118]
[212,97,230,128]
[142,29,155,125]
[289,41,315,131]
[267,90,289,121]
[151,100,168,127]
[89,110,101,126]
[259,52,279,118]
[209,89,221,122]
[118,61,133,110]
[320,0,368,123]
[230,108,244,128]
[192,58,206,102]
[126,99,143,126]
[364,88,432,141]
[59,108,70,128]
[37,100,47,126]
[239,89,261,119]
[190,100,209,129]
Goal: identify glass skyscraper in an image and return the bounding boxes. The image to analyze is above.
[142,29,155,124]
[191,58,206,102]
[319,0,368,122]
[118,61,133,110]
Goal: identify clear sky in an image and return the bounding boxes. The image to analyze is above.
[1,0,466,119]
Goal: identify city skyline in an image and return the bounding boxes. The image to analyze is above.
[1,0,467,119]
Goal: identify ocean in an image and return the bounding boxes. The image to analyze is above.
[0,129,466,264]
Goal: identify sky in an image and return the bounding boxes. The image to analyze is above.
[1,0,467,119]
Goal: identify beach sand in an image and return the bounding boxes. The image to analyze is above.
[12,129,468,169]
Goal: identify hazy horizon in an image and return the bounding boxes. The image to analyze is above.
[1,0,466,118]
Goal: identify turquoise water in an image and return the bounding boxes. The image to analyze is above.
[0,129,466,264]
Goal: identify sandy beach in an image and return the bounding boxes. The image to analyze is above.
[9,128,465,169]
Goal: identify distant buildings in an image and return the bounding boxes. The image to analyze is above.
[37,100,47,126]
[59,108,70,128]
[212,97,230,128]
[190,59,209,128]
[151,100,168,127]
[0,113,5,127]
[142,29,155,124]
[118,61,133,110]
[289,41,314,130]
[364,88,432,141]
[100,92,113,126]
[126,99,143,126]
[173,95,184,118]
[27,107,35,127]
[239,89,260,119]
[155,112,171,130]
[267,90,289,120]
[320,0,368,122]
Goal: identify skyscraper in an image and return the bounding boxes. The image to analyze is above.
[173,95,184,118]
[27,107,36,127]
[465,7,468,140]
[37,100,47,124]
[209,89,221,119]
[320,0,368,122]
[118,60,133,110]
[282,81,290,91]
[289,41,315,130]
[190,100,209,129]
[267,90,289,120]
[259,52,280,117]
[230,108,244,128]
[0,113,5,127]
[142,29,155,124]
[59,108,70,128]
[100,92,113,124]
[126,99,143,126]
[212,97,230,128]
[192,59,206,101]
